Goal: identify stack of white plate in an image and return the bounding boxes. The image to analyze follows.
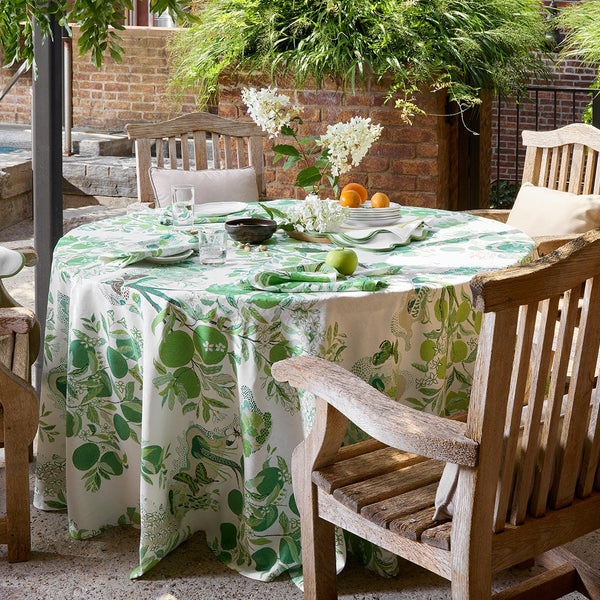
[344,201,402,227]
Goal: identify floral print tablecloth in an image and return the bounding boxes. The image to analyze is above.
[33,202,535,581]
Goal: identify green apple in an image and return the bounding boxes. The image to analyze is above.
[325,248,358,276]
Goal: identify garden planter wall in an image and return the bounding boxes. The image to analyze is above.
[218,71,491,210]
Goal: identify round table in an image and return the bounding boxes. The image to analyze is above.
[34,201,535,581]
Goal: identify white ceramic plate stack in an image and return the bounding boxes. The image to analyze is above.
[343,201,402,227]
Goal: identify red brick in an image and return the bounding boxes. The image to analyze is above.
[373,143,416,160]
[218,105,239,119]
[417,176,440,192]
[394,159,438,176]
[417,144,438,158]
[368,173,416,192]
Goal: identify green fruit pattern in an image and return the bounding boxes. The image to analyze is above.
[33,202,535,581]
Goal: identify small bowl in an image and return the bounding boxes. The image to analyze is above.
[225,218,277,244]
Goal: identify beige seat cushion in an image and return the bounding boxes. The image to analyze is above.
[149,166,259,208]
[506,182,600,238]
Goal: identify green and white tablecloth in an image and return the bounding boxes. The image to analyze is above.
[34,201,535,582]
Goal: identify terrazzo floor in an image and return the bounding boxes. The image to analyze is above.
[0,210,596,599]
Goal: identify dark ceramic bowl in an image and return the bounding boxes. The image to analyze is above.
[225,218,278,244]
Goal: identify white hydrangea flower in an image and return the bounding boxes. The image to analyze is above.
[241,87,302,138]
[285,194,348,233]
[320,117,383,176]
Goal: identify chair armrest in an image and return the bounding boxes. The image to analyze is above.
[272,356,479,467]
[532,234,579,257]
[0,307,36,335]
[12,246,38,267]
[465,209,511,224]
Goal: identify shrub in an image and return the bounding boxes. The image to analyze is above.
[168,0,551,115]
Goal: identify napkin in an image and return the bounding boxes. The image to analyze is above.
[239,262,402,293]
[326,219,429,251]
[99,231,198,266]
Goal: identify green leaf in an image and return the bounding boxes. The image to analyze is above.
[272,144,300,157]
[295,167,322,189]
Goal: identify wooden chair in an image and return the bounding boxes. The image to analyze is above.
[125,112,268,206]
[273,228,600,599]
[0,246,40,562]
[473,123,600,256]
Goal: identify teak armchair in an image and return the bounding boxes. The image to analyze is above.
[273,228,600,599]
[0,245,40,562]
[125,112,268,206]
[474,123,600,257]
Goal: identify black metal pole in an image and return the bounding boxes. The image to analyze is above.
[32,16,64,390]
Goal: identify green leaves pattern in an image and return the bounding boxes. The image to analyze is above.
[33,202,535,581]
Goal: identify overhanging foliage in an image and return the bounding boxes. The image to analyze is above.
[168,0,552,112]
[0,0,188,70]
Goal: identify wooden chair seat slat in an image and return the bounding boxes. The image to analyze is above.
[334,438,386,461]
[388,506,446,541]
[330,459,444,512]
[361,481,439,528]
[421,521,453,550]
[313,446,426,493]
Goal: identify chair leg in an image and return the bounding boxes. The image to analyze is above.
[538,549,600,600]
[4,440,31,561]
[293,443,337,600]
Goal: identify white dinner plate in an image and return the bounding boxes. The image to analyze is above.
[194,202,248,218]
[145,249,195,264]
[344,216,403,227]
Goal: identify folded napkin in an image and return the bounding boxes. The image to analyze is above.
[99,231,198,266]
[326,219,429,251]
[239,262,402,293]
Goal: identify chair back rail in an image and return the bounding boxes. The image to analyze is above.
[125,112,268,205]
[465,229,600,537]
[522,123,600,194]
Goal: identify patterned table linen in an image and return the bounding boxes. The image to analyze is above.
[33,202,535,581]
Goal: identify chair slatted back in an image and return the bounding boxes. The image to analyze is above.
[466,230,600,534]
[126,112,268,205]
[521,123,600,193]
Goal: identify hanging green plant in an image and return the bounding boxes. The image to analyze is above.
[168,0,551,117]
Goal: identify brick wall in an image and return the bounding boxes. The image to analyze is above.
[492,0,599,187]
[491,56,598,186]
[0,27,199,129]
[219,71,459,208]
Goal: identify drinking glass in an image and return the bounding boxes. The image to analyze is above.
[171,185,195,231]
[198,228,228,265]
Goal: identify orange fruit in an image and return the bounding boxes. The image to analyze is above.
[370,192,390,208]
[339,189,362,208]
[341,183,368,204]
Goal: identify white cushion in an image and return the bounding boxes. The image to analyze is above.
[0,247,25,279]
[149,166,259,208]
[506,182,600,238]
